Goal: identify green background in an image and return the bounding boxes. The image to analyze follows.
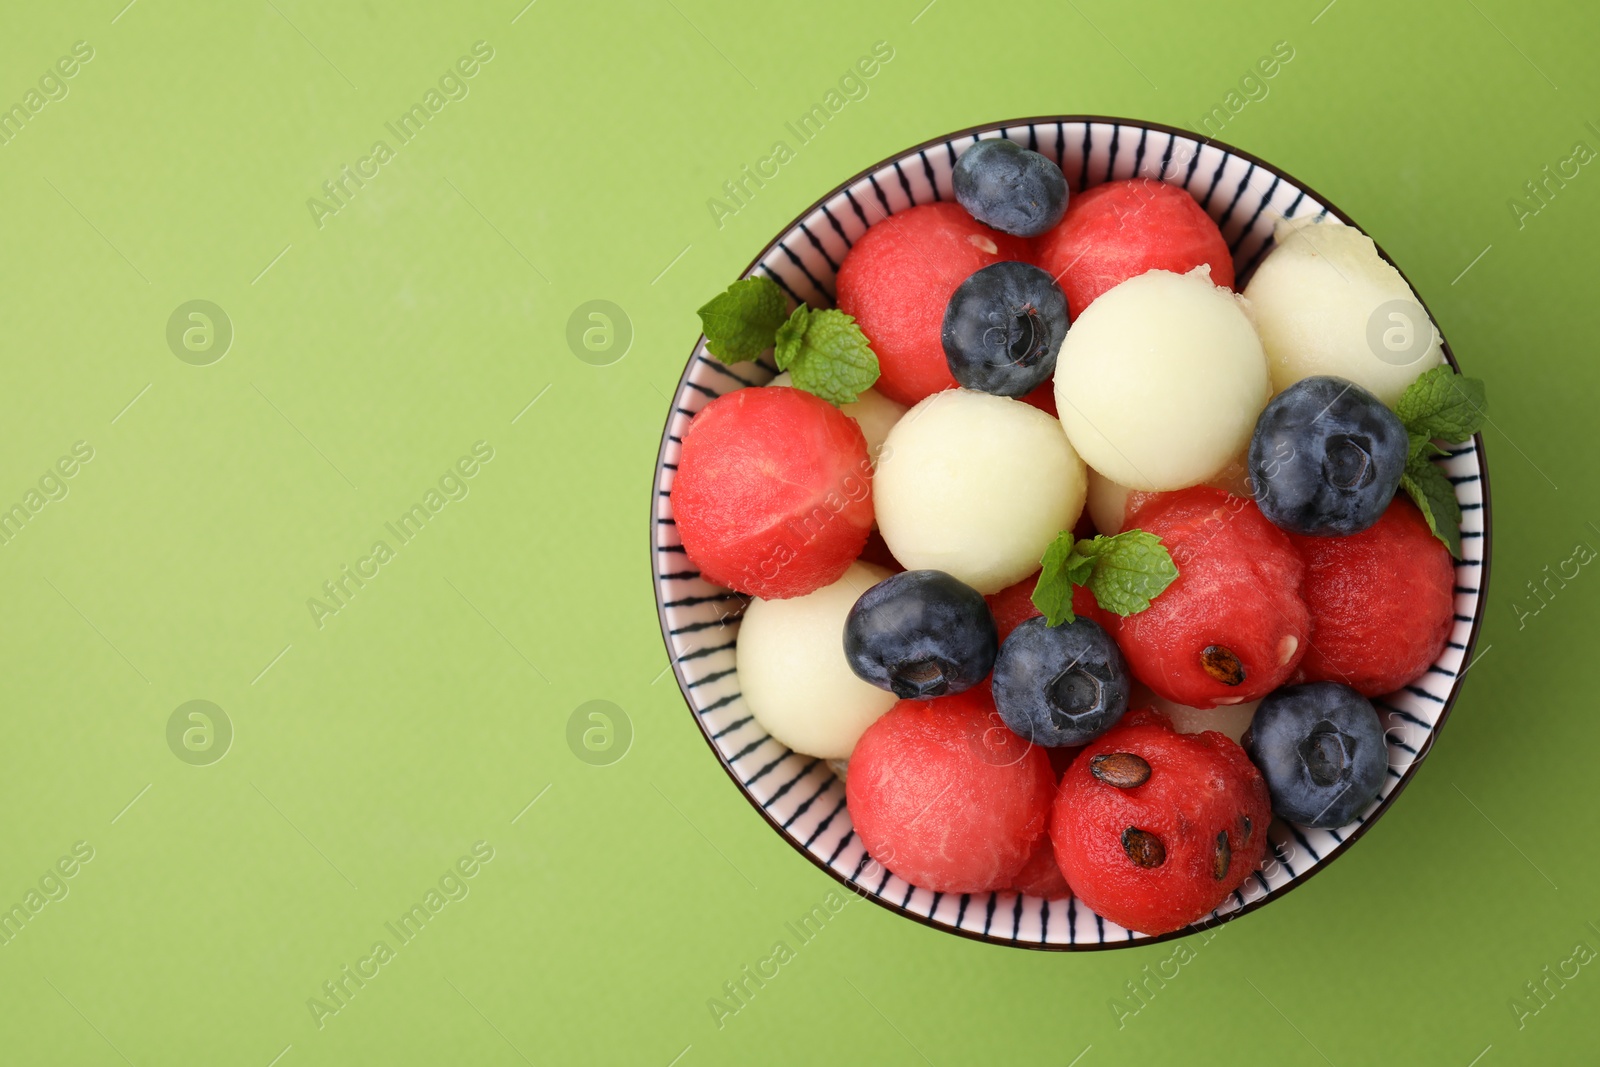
[0,0,1594,1063]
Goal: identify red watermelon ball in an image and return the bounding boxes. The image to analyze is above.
[836,203,1030,406]
[671,386,873,599]
[1111,487,1309,708]
[1053,709,1270,935]
[1011,833,1073,900]
[1289,497,1456,696]
[846,688,1054,893]
[1033,179,1235,318]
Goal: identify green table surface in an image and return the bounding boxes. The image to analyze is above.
[1,1,1595,1063]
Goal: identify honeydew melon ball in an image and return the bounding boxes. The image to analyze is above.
[875,389,1085,594]
[1139,685,1259,745]
[737,562,897,759]
[1244,216,1444,407]
[1205,450,1255,498]
[1086,469,1143,535]
[771,372,907,464]
[1152,694,1260,742]
[1086,458,1253,536]
[1056,267,1270,492]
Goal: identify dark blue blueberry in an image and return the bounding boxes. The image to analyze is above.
[992,616,1129,746]
[952,139,1069,238]
[941,261,1069,398]
[1249,375,1408,536]
[1243,682,1386,828]
[844,570,997,699]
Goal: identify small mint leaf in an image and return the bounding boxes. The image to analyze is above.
[1065,552,1097,589]
[1031,529,1179,626]
[783,308,880,406]
[1396,366,1488,444]
[1077,530,1179,616]
[1032,532,1078,627]
[773,304,809,371]
[1401,455,1463,558]
[1408,434,1448,462]
[697,277,788,363]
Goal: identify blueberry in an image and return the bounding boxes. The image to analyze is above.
[992,616,1129,746]
[952,139,1069,238]
[843,570,997,699]
[942,262,1069,398]
[1243,682,1386,828]
[1249,375,1408,536]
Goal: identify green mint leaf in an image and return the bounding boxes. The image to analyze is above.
[1065,552,1097,589]
[1031,532,1079,627]
[1030,529,1179,627]
[1396,365,1488,444]
[1408,434,1448,463]
[696,277,788,363]
[1077,530,1179,617]
[783,308,880,406]
[773,304,809,371]
[1401,455,1463,558]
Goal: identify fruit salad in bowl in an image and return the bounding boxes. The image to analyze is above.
[653,118,1490,948]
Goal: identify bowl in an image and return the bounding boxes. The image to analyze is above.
[652,116,1491,949]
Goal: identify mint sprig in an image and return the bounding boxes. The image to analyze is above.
[696,278,880,406]
[697,277,788,363]
[1393,365,1487,557]
[776,307,878,406]
[774,303,810,368]
[1396,365,1487,444]
[1031,530,1179,627]
[1401,462,1462,559]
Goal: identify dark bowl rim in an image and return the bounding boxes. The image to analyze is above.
[650,114,1492,951]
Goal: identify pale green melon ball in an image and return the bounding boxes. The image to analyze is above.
[1244,216,1444,406]
[876,389,1085,594]
[1056,267,1270,492]
[1146,691,1259,744]
[1086,468,1137,535]
[737,562,897,759]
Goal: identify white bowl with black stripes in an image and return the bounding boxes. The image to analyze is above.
[653,117,1491,949]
